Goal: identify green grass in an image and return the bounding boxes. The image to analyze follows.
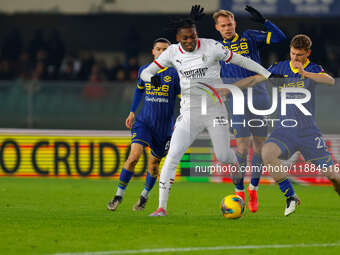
[1,178,340,255]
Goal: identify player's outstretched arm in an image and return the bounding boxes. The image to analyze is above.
[245,5,286,43]
[233,74,265,89]
[217,73,282,96]
[301,71,335,85]
[263,21,286,43]
[294,62,335,85]
[302,71,334,86]
[141,46,172,83]
[140,62,162,82]
[229,53,271,78]
[216,75,264,97]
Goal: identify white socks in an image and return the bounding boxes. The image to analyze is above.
[116,187,125,197]
[248,183,259,191]
[141,189,149,199]
[158,155,178,210]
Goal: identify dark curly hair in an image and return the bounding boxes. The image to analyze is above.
[167,17,196,34]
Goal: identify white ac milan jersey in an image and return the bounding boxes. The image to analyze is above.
[154,38,232,110]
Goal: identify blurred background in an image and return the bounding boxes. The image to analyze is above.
[0,0,339,132]
[0,0,339,179]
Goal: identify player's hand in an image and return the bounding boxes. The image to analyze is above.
[151,75,161,88]
[292,61,306,76]
[190,5,205,22]
[245,5,266,24]
[125,112,135,129]
[268,73,285,87]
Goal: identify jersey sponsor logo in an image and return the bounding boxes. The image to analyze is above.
[224,42,249,55]
[145,91,169,96]
[145,83,169,97]
[180,67,208,79]
[280,80,305,91]
[163,76,172,83]
[145,96,169,103]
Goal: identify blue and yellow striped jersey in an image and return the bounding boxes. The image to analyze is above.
[269,59,325,129]
[220,30,272,94]
[136,63,181,139]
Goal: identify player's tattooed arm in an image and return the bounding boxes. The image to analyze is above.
[293,61,335,86]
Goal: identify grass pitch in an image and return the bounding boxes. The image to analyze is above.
[1,178,340,255]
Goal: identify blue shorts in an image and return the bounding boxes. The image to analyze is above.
[266,127,333,168]
[229,92,269,138]
[131,121,171,159]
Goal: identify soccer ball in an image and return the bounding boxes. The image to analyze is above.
[220,194,245,219]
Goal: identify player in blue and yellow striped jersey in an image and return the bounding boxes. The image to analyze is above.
[213,6,286,212]
[107,38,181,211]
[229,34,340,216]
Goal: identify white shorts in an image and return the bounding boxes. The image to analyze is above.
[167,103,236,164]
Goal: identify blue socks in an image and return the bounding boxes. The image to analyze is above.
[116,168,134,197]
[144,172,157,192]
[141,172,157,199]
[116,168,158,199]
[278,178,295,197]
[251,153,263,187]
[236,152,247,190]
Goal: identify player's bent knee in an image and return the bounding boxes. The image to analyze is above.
[261,143,278,164]
[126,155,140,168]
[149,168,159,177]
[261,147,272,164]
[253,136,266,153]
[237,147,249,156]
[323,165,338,180]
[236,137,250,155]
[149,156,161,165]
[148,157,161,176]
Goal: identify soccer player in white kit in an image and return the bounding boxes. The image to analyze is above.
[141,17,274,216]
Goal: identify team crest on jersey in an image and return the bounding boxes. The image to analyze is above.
[163,76,171,83]
[201,54,207,62]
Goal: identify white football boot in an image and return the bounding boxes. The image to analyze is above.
[284,195,300,216]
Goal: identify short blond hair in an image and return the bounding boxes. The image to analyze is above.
[213,10,235,23]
